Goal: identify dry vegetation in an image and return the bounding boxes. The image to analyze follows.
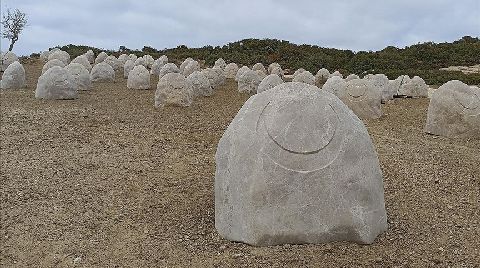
[1,60,479,267]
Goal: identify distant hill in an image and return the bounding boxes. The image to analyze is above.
[50,36,480,85]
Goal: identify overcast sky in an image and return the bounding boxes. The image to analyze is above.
[1,0,479,56]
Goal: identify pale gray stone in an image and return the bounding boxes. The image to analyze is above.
[128,54,138,62]
[71,55,92,71]
[187,71,214,97]
[257,74,283,93]
[398,76,428,98]
[425,80,480,138]
[155,73,194,108]
[124,60,135,79]
[330,70,343,79]
[180,58,194,74]
[238,69,261,93]
[345,74,360,82]
[225,63,239,79]
[268,63,282,74]
[202,67,226,89]
[127,65,150,90]
[215,82,388,246]
[95,52,108,64]
[158,63,180,78]
[322,76,346,96]
[85,50,95,63]
[390,75,411,96]
[364,74,391,103]
[65,63,91,91]
[42,59,66,74]
[293,68,306,78]
[338,79,383,120]
[143,55,155,69]
[118,54,129,65]
[48,50,70,65]
[1,61,26,90]
[315,68,330,86]
[104,56,122,72]
[252,63,267,75]
[35,66,78,99]
[90,62,115,83]
[292,71,316,85]
[183,60,201,77]
[214,58,227,70]
[235,66,250,81]
[1,51,18,71]
[150,58,165,75]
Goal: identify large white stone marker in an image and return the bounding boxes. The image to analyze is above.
[127,65,150,90]
[65,63,91,91]
[90,62,115,83]
[35,66,78,99]
[257,74,284,94]
[155,73,194,108]
[338,79,383,120]
[425,80,480,138]
[1,61,26,90]
[215,82,387,246]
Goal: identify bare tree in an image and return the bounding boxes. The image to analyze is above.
[1,8,28,51]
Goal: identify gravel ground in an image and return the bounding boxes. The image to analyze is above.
[1,60,479,267]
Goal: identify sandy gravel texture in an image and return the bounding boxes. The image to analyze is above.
[1,60,479,267]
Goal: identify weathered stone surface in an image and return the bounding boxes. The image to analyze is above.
[268,63,282,74]
[158,63,180,78]
[215,82,387,246]
[35,66,78,99]
[65,63,91,91]
[104,56,122,71]
[1,51,18,71]
[118,54,129,65]
[238,70,261,93]
[292,71,316,85]
[398,76,428,98]
[252,63,267,75]
[187,71,214,97]
[42,59,66,74]
[71,55,92,71]
[124,60,135,79]
[257,74,283,93]
[40,50,54,62]
[158,55,168,65]
[151,58,166,76]
[155,73,194,108]
[255,70,267,80]
[127,65,150,90]
[95,52,108,64]
[143,55,155,68]
[315,68,330,86]
[214,58,227,70]
[235,66,251,81]
[183,60,201,77]
[90,62,115,83]
[330,71,343,78]
[364,74,391,102]
[180,58,194,74]
[345,74,360,82]
[338,79,383,120]
[1,61,26,90]
[48,50,70,65]
[128,54,138,62]
[225,63,239,79]
[293,68,306,78]
[425,80,480,138]
[85,50,95,63]
[202,67,226,89]
[390,75,411,96]
[322,76,346,96]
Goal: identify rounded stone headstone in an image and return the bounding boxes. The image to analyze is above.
[202,67,226,89]
[95,52,108,65]
[143,54,155,69]
[124,59,135,78]
[40,50,51,62]
[424,80,480,138]
[35,66,78,99]
[252,63,267,75]
[398,76,428,98]
[268,63,282,74]
[238,69,261,94]
[1,51,19,71]
[90,62,115,83]
[293,68,306,78]
[65,63,91,91]
[155,73,194,108]
[1,61,26,90]
[158,63,180,78]
[390,75,411,96]
[48,50,70,65]
[215,82,388,246]
[292,71,316,85]
[214,58,227,70]
[365,74,391,102]
[151,58,166,76]
[330,71,343,79]
[224,63,239,79]
[315,68,330,86]
[322,76,346,96]
[183,60,201,77]
[187,71,214,97]
[71,55,92,71]
[345,74,360,82]
[104,56,122,72]
[118,54,129,65]
[338,79,383,120]
[42,59,66,75]
[85,50,95,64]
[134,57,147,68]
[235,66,250,81]
[257,74,283,94]
[127,65,150,90]
[128,54,138,62]
[180,58,194,74]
